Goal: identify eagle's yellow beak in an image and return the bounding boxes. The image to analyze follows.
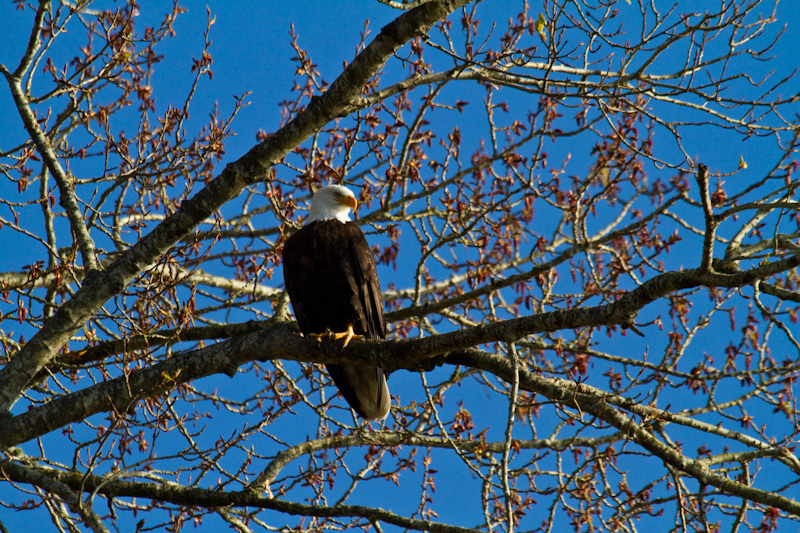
[339,194,357,212]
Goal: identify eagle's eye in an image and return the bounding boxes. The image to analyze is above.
[333,192,341,197]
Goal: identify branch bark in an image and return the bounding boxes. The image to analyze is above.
[2,256,797,450]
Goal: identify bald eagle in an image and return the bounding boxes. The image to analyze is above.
[282,185,390,420]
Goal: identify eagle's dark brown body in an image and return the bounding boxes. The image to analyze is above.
[283,219,390,420]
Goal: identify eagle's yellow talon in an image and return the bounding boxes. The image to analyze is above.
[309,327,363,347]
[330,325,363,347]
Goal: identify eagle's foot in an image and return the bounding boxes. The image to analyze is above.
[309,326,363,347]
[331,325,363,348]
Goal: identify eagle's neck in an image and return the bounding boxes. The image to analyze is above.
[305,207,351,225]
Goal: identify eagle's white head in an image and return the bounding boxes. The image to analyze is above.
[305,184,358,225]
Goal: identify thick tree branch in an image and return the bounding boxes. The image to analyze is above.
[2,256,797,450]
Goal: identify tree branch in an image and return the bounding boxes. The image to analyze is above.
[695,164,717,273]
[2,255,797,450]
[0,458,477,533]
[2,71,98,271]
